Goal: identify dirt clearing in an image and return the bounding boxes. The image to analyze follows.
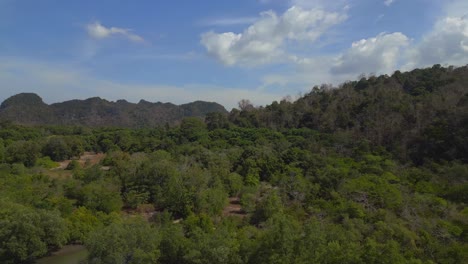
[56,152,105,169]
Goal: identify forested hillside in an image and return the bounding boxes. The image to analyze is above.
[229,64,468,165]
[0,93,227,127]
[0,65,467,264]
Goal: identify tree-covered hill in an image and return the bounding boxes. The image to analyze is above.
[230,64,468,165]
[0,93,228,127]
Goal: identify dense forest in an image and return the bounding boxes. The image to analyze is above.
[0,64,467,263]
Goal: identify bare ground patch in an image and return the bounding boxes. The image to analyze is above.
[223,197,246,217]
[55,152,105,170]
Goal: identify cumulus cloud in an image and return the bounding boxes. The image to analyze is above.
[86,22,144,43]
[332,32,409,75]
[259,9,468,91]
[406,16,468,69]
[200,6,347,66]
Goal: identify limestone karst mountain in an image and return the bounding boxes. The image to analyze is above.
[0,93,227,127]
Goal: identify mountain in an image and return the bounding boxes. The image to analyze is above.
[0,93,228,127]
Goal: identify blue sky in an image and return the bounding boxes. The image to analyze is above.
[1,0,468,109]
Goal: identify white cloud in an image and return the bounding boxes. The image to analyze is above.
[406,16,468,69]
[200,6,347,66]
[384,0,395,7]
[259,32,410,90]
[86,22,145,43]
[332,32,409,75]
[444,0,468,17]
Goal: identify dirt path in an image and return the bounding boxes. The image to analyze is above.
[223,197,246,217]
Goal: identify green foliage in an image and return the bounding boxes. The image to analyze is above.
[180,117,208,142]
[86,217,160,264]
[66,207,102,243]
[79,180,123,213]
[5,140,40,167]
[225,172,244,196]
[42,136,72,161]
[251,189,283,224]
[124,189,150,209]
[183,221,242,264]
[205,112,230,130]
[196,187,228,216]
[158,224,190,264]
[249,214,300,264]
[0,173,56,209]
[0,201,68,263]
[342,173,403,211]
[35,156,59,169]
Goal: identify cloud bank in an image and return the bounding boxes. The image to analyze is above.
[200,6,347,66]
[201,2,468,90]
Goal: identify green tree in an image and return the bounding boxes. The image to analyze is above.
[180,117,207,142]
[86,218,160,264]
[341,173,402,211]
[249,214,300,264]
[66,207,102,243]
[205,112,230,130]
[42,136,72,161]
[80,180,123,213]
[5,140,40,167]
[158,224,190,264]
[124,189,150,209]
[225,172,244,197]
[251,189,283,224]
[0,201,68,263]
[196,187,228,216]
[184,224,242,264]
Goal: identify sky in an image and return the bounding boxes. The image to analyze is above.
[1,0,468,110]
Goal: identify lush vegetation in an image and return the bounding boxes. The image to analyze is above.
[0,65,467,263]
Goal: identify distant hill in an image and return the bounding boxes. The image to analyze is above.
[0,93,228,127]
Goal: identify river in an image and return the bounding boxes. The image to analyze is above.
[36,245,88,264]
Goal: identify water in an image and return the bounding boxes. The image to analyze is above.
[36,245,88,264]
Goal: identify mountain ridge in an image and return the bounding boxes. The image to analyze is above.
[0,93,228,127]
